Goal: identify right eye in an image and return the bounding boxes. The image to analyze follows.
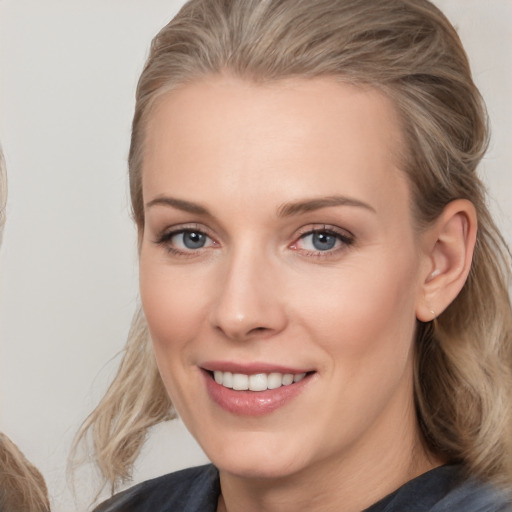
[172,230,210,250]
[155,227,218,255]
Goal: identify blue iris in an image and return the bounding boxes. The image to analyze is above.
[312,232,337,251]
[182,231,207,249]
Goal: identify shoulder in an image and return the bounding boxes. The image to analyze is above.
[366,465,511,512]
[93,464,220,512]
[431,476,511,512]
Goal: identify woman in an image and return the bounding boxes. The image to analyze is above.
[0,148,50,512]
[77,0,512,510]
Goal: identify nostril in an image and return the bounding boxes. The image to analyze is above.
[246,326,271,337]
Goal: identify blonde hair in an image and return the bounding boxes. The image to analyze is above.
[0,150,50,512]
[0,434,50,512]
[76,0,512,492]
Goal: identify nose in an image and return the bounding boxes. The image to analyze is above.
[209,246,288,342]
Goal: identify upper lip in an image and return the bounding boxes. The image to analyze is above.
[200,361,314,374]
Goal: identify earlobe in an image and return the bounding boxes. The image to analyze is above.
[416,199,477,322]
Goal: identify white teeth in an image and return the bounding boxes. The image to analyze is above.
[212,370,308,391]
[282,373,294,385]
[248,373,267,391]
[267,372,282,389]
[223,371,233,388]
[232,373,249,390]
[213,370,234,388]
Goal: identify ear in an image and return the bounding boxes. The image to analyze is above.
[416,199,477,322]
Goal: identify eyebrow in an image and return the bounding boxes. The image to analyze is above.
[145,194,376,217]
[277,195,376,217]
[146,196,210,215]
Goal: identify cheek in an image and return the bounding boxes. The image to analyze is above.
[139,252,212,414]
[139,253,208,357]
[292,253,420,443]
[299,252,419,369]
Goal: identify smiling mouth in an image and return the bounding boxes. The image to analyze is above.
[202,367,316,415]
[207,370,313,392]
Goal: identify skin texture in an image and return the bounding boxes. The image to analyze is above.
[139,76,474,512]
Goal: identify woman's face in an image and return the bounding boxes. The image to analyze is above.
[140,76,430,480]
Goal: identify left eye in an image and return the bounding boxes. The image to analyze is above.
[293,229,354,253]
[171,230,213,250]
[300,231,340,251]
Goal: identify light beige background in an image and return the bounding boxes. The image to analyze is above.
[0,1,510,510]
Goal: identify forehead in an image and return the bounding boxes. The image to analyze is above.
[142,75,409,218]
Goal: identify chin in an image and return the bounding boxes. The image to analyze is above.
[203,432,313,480]
[215,456,303,480]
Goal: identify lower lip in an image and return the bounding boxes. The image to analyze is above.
[202,370,313,416]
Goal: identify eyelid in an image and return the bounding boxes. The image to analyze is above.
[151,222,354,258]
[289,224,355,255]
[153,223,219,254]
[294,224,354,242]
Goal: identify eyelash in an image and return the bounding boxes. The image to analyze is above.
[291,225,355,259]
[153,224,355,258]
[153,225,218,257]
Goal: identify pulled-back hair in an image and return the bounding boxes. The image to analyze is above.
[75,0,512,493]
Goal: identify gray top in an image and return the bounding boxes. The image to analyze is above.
[94,464,511,511]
